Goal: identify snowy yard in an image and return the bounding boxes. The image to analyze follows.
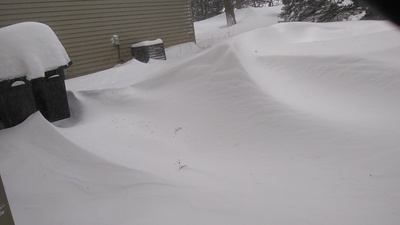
[1,6,400,225]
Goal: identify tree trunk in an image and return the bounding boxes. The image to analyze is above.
[236,0,244,9]
[224,0,236,27]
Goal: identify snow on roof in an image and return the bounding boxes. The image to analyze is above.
[131,38,163,48]
[0,22,71,81]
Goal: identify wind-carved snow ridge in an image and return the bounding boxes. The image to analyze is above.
[231,21,400,128]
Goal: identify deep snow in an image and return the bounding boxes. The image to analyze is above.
[1,6,400,225]
[0,22,70,81]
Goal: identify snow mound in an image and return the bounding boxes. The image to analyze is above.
[1,7,400,225]
[267,20,396,43]
[66,42,202,92]
[229,21,400,125]
[60,20,400,224]
[195,6,282,48]
[0,113,177,225]
[0,22,70,81]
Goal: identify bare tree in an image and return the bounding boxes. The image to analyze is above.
[235,0,245,8]
[224,0,236,27]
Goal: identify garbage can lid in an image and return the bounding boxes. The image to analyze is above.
[0,22,70,81]
[131,38,163,48]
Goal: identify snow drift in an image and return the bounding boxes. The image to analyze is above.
[1,6,400,225]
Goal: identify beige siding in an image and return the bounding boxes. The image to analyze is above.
[0,0,195,78]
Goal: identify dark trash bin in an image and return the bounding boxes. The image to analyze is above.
[131,39,166,63]
[31,66,70,122]
[0,77,37,128]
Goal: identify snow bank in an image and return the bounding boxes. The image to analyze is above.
[0,22,70,81]
[59,19,400,225]
[65,42,201,91]
[195,6,282,48]
[1,6,400,225]
[0,113,173,225]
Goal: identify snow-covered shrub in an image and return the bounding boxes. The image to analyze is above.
[278,0,367,22]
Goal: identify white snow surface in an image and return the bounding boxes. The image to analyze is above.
[131,38,164,47]
[0,22,70,81]
[1,6,400,225]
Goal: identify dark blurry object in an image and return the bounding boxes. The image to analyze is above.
[0,175,15,225]
[363,0,400,26]
[131,39,166,63]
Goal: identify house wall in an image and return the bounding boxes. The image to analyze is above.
[0,0,195,78]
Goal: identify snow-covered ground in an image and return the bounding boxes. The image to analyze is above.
[1,6,400,225]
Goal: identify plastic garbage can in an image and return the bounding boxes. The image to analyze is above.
[0,77,37,128]
[31,66,70,122]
